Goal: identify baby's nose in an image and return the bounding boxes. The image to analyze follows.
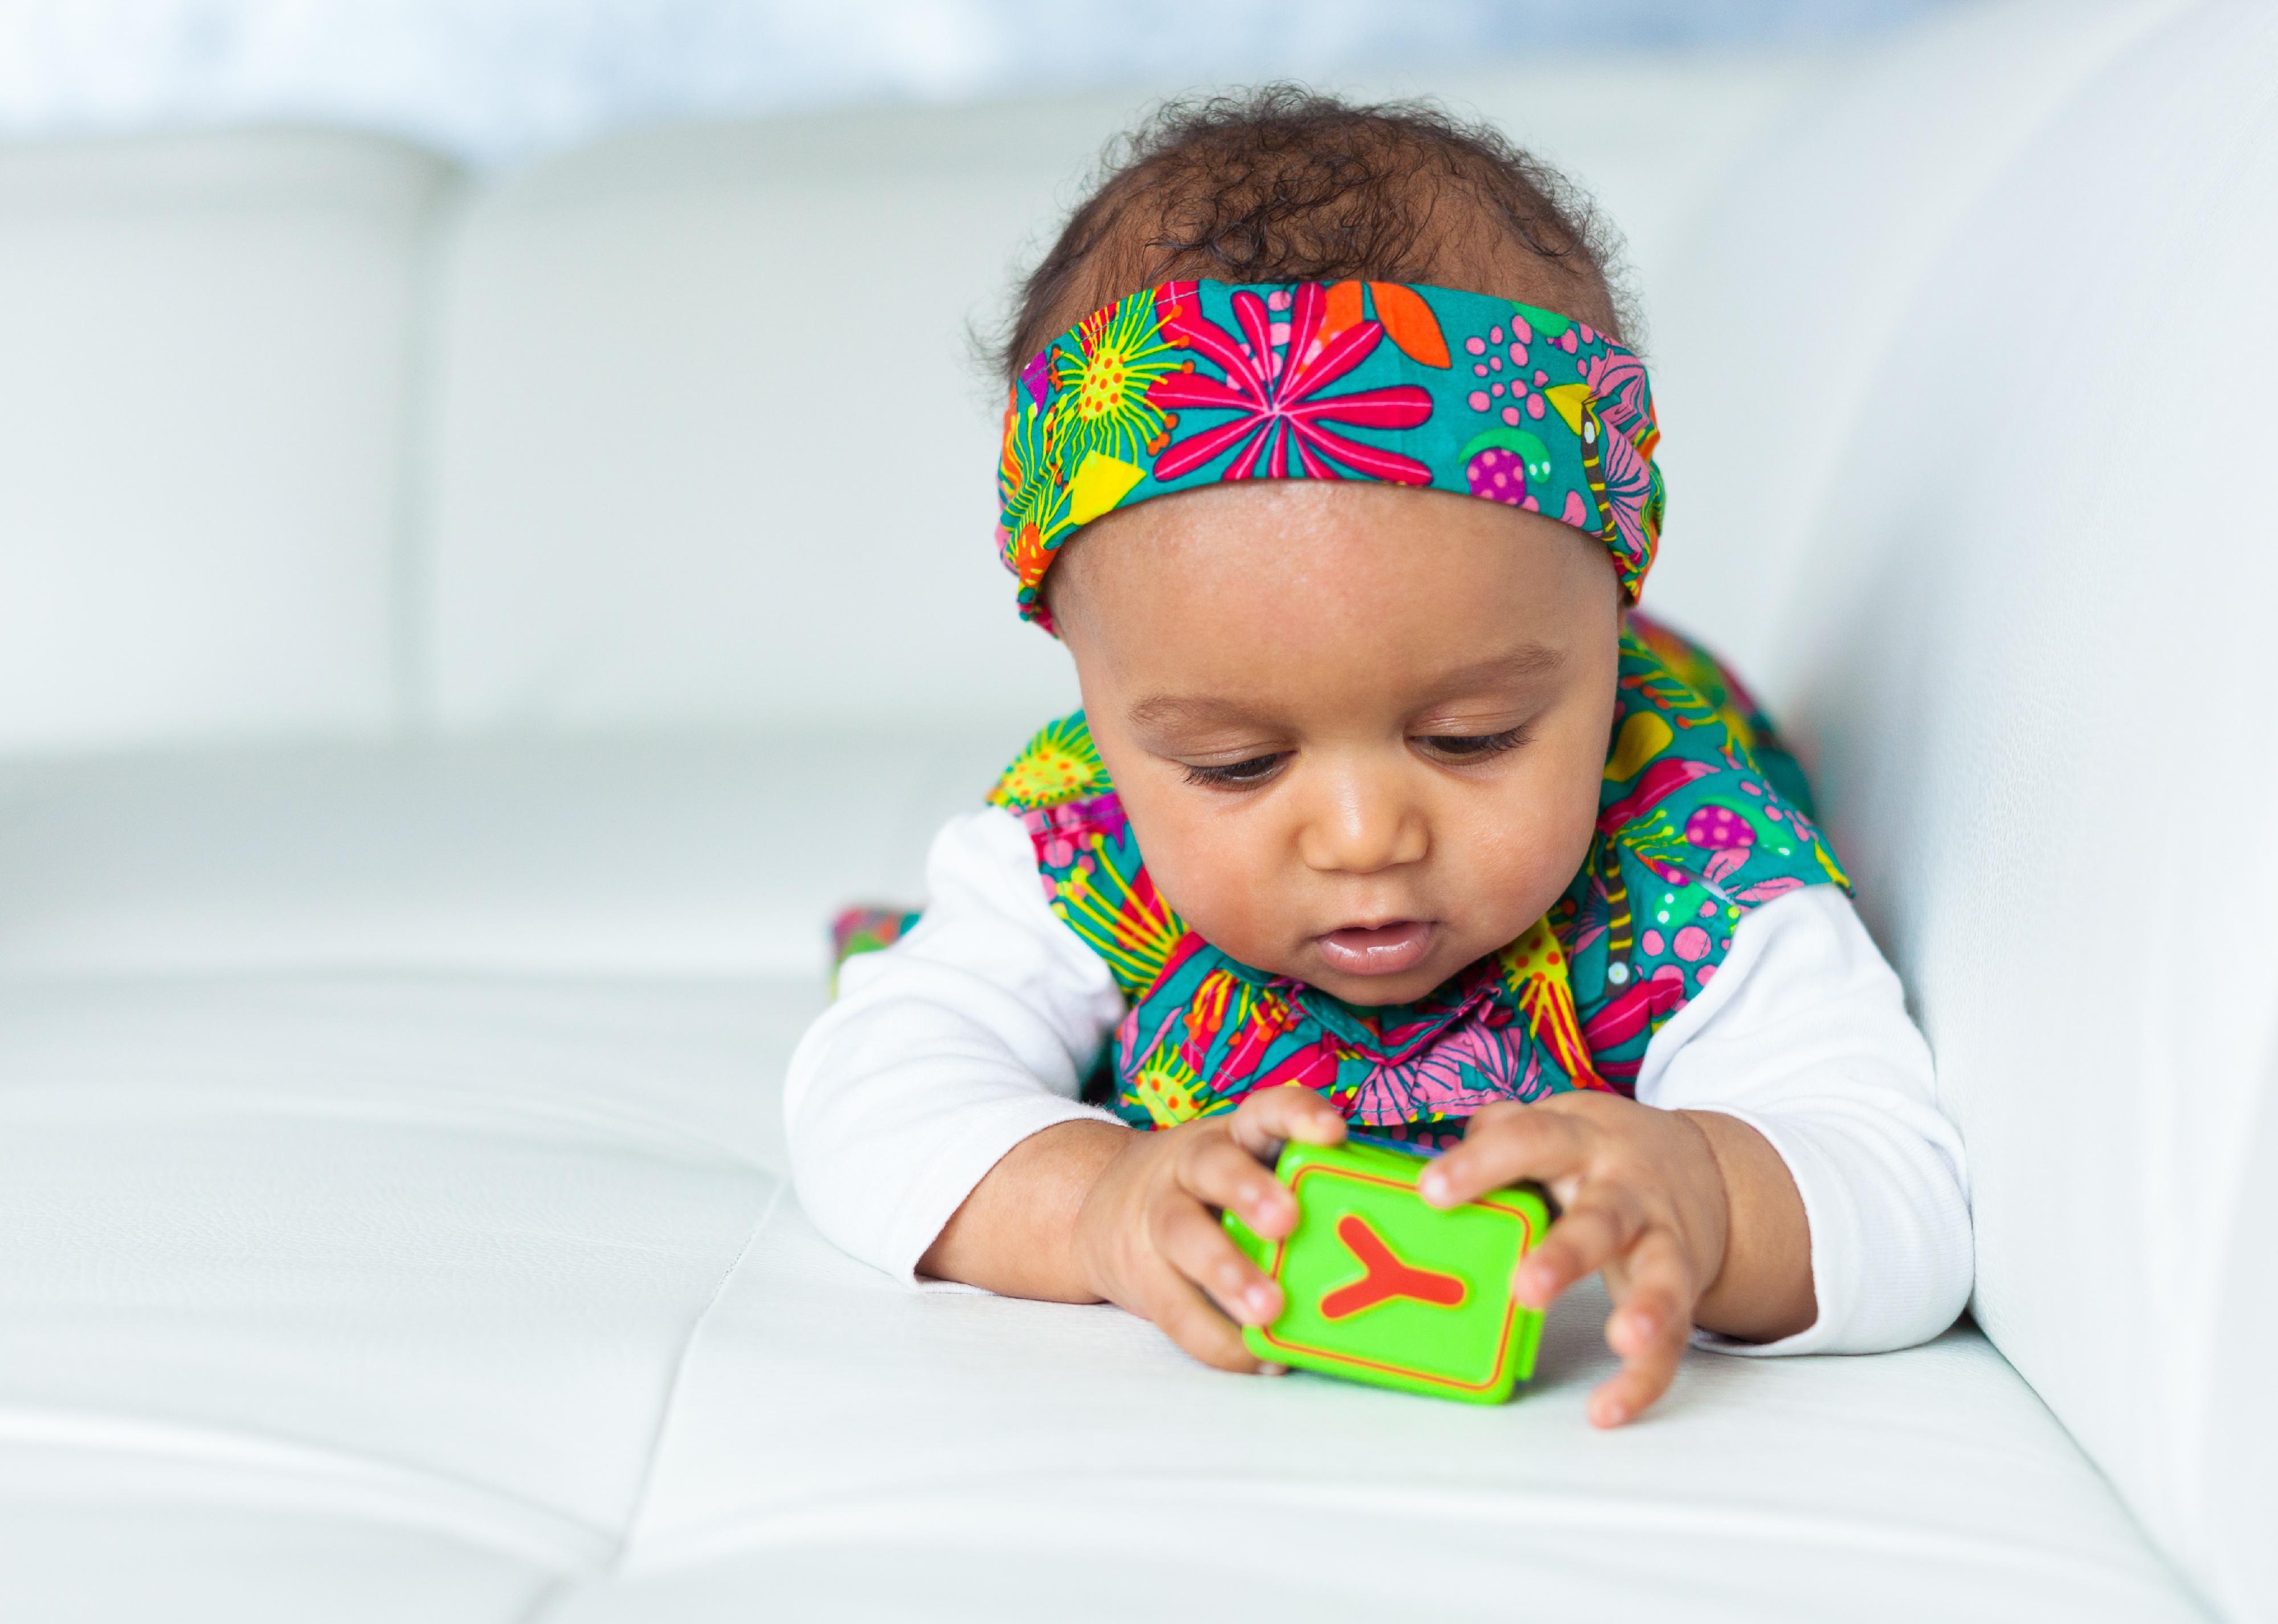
[1297,773,1430,875]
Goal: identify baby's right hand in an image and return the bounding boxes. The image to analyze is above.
[1073,1084,1348,1372]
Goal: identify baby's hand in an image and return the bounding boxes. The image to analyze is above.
[1420,1093,1730,1428]
[1075,1085,1348,1373]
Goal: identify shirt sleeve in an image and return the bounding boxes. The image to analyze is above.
[1634,884,1973,1357]
[783,806,1127,1285]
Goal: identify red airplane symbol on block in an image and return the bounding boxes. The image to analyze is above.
[1318,1213,1470,1320]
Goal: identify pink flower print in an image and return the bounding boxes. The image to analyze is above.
[1598,420,1655,558]
[1582,963,1689,1052]
[1599,756,1718,832]
[1148,281,1434,483]
[1353,1019,1544,1125]
[1020,797,1124,874]
[1018,349,1052,410]
[1734,876,1804,905]
[1583,349,1651,442]
[1684,803,1756,884]
[1466,446,1529,506]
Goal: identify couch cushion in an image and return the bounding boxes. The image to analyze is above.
[0,130,455,752]
[1639,0,2189,689]
[561,1203,2200,1623]
[422,104,1097,740]
[0,732,1016,978]
[1653,0,2277,1614]
[0,1492,545,1624]
[0,967,799,1600]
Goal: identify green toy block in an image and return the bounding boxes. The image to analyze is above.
[1223,1137,1552,1403]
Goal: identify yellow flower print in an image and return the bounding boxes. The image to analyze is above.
[987,715,1109,809]
[1048,289,1187,470]
[1129,1051,1204,1128]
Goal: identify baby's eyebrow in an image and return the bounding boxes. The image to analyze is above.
[1127,693,1265,731]
[1418,643,1567,699]
[1126,643,1565,733]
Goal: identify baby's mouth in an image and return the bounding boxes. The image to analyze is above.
[1314,920,1435,977]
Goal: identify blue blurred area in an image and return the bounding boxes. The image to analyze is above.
[0,0,1973,166]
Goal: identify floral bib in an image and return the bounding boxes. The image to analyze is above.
[973,618,1847,1146]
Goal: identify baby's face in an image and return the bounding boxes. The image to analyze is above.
[1052,482,1620,1007]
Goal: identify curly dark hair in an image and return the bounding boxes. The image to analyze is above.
[997,84,1636,381]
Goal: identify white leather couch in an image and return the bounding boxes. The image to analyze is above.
[0,2,2268,1618]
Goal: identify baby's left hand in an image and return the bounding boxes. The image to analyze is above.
[1417,1093,1734,1428]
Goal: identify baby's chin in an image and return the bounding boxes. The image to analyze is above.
[1299,966,1456,1007]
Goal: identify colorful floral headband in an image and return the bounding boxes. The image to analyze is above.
[997,277,1665,631]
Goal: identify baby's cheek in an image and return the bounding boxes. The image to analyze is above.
[1450,768,1598,934]
[1124,800,1285,956]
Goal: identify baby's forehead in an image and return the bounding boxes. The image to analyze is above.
[1049,481,1608,623]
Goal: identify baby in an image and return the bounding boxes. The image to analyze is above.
[788,89,1970,1426]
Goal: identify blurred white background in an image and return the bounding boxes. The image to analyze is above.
[0,0,1964,166]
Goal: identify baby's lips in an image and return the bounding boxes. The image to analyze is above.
[1314,919,1435,977]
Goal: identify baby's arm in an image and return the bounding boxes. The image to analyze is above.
[783,809,1129,1279]
[1421,884,1972,1422]
[789,807,1341,1364]
[917,1085,1348,1365]
[1638,884,1973,1355]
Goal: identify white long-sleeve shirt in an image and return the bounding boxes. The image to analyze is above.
[786,806,1972,1355]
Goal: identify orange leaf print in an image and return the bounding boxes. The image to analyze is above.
[1320,279,1366,347]
[1368,281,1451,368]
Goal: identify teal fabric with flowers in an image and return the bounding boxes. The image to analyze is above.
[996,278,1665,632]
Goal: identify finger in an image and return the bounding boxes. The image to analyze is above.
[1177,1129,1299,1241]
[1589,1229,1697,1427]
[1419,1103,1587,1208]
[1512,1189,1645,1310]
[1224,1084,1348,1163]
[1151,1185,1283,1327]
[1147,1266,1264,1373]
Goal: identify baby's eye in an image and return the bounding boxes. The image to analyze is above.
[1418,727,1528,762]
[1182,753,1287,789]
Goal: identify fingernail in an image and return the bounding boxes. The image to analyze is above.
[1245,1284,1277,1321]
[1419,1170,1446,1202]
[1258,1363,1289,1378]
